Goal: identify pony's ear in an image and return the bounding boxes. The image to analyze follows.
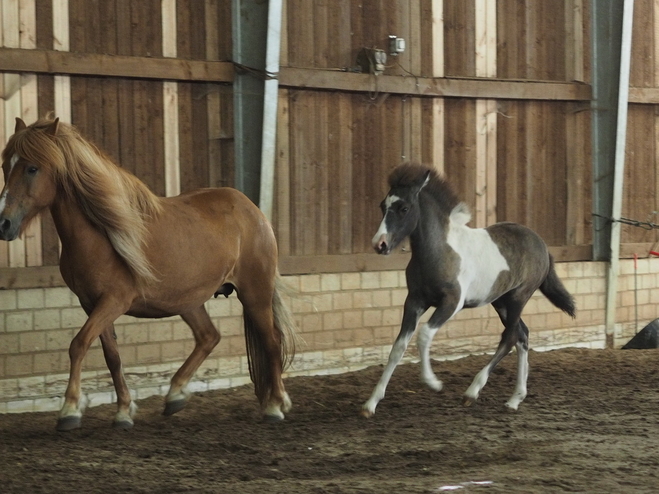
[414,170,431,195]
[14,118,27,133]
[45,118,60,136]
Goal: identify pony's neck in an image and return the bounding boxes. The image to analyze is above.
[408,193,451,257]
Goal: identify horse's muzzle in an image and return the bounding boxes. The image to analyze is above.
[373,235,391,255]
[0,217,19,241]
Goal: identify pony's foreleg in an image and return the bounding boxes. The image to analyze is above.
[58,298,127,431]
[164,306,220,416]
[361,304,422,418]
[417,304,460,392]
[99,326,137,428]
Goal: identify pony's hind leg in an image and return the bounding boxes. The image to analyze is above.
[505,320,530,410]
[99,326,137,428]
[240,289,291,422]
[463,302,523,407]
[164,306,220,416]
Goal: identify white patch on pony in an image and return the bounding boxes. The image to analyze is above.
[371,194,402,248]
[505,343,529,410]
[0,154,20,215]
[115,401,138,424]
[446,208,510,307]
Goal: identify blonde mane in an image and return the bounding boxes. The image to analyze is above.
[5,117,163,287]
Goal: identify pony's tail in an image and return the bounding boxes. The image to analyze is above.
[243,273,297,406]
[539,254,577,318]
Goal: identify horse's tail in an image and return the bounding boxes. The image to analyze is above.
[539,254,576,318]
[243,272,297,406]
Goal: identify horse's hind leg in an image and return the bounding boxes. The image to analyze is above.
[164,306,220,416]
[505,320,530,410]
[99,326,137,428]
[240,286,290,421]
[463,302,523,407]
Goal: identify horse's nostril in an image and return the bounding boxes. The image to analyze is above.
[0,218,11,233]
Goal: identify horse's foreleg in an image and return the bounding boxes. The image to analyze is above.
[417,303,460,392]
[58,298,127,431]
[361,301,423,418]
[164,306,220,416]
[99,326,137,428]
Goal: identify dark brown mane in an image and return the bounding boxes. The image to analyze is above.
[388,162,461,213]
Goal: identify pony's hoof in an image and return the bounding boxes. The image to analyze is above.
[262,413,284,423]
[360,408,374,419]
[462,395,476,407]
[56,416,82,432]
[163,399,187,416]
[112,419,134,429]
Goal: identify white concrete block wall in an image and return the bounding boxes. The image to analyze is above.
[1,259,658,413]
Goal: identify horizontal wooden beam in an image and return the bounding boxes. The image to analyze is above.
[0,266,65,289]
[629,87,659,104]
[0,48,234,83]
[279,67,592,101]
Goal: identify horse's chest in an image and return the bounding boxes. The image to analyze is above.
[446,226,510,306]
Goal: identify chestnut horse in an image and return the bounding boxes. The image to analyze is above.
[362,163,576,417]
[0,117,296,430]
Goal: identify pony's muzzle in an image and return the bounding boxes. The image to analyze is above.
[373,234,390,255]
[0,217,17,241]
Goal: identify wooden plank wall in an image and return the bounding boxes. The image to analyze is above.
[625,0,659,250]
[277,0,592,258]
[0,0,234,270]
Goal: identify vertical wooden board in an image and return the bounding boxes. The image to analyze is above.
[360,0,383,50]
[622,105,658,244]
[315,92,330,254]
[336,93,354,254]
[350,0,364,65]
[566,101,589,245]
[351,94,367,253]
[35,0,53,48]
[177,81,195,193]
[177,0,205,59]
[191,83,210,190]
[327,0,351,68]
[409,97,423,162]
[496,0,525,79]
[444,0,476,77]
[276,89,291,255]
[444,99,477,213]
[630,0,654,88]
[313,0,329,68]
[287,0,314,67]
[496,100,521,223]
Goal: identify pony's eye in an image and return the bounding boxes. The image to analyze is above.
[26,166,38,175]
[400,206,409,214]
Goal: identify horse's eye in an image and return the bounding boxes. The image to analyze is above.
[401,206,409,214]
[26,166,38,175]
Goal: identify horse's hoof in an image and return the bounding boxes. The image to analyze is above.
[112,419,134,429]
[360,408,374,419]
[163,399,187,416]
[56,416,82,432]
[462,396,476,407]
[262,413,285,423]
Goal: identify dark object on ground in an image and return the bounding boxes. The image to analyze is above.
[622,318,659,349]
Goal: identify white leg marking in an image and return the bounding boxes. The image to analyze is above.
[464,366,492,402]
[166,386,191,404]
[59,394,88,419]
[115,401,138,424]
[417,323,442,391]
[264,391,292,419]
[362,331,413,416]
[505,343,529,411]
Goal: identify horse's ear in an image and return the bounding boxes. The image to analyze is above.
[45,118,60,136]
[14,118,27,133]
[414,170,431,195]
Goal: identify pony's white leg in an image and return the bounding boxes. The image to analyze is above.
[361,330,414,418]
[463,343,510,405]
[505,341,529,410]
[417,323,442,391]
[263,391,291,420]
[114,401,138,427]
